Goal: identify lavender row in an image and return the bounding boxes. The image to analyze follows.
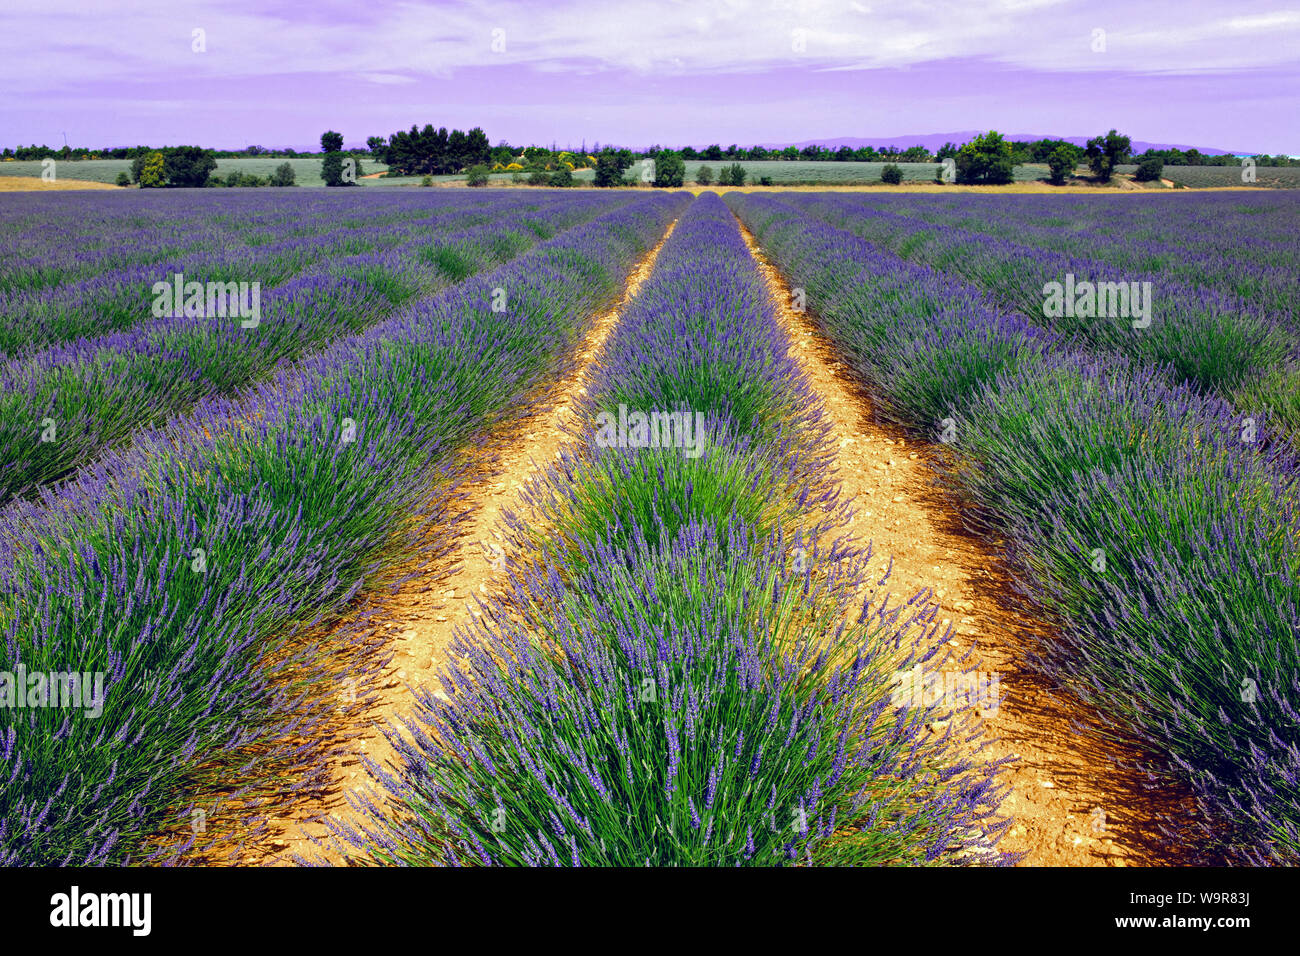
[0,192,685,866]
[839,192,1300,316]
[0,189,534,294]
[777,192,1295,400]
[728,191,1300,865]
[0,199,620,503]
[335,193,1009,866]
[0,192,625,358]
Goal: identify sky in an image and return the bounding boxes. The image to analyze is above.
[1,0,1297,153]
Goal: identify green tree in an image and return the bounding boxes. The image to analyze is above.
[1134,154,1164,182]
[270,162,296,187]
[160,146,217,187]
[548,166,574,187]
[955,130,1016,184]
[138,151,166,188]
[695,165,714,186]
[466,164,491,187]
[1085,129,1132,181]
[718,163,747,186]
[321,152,357,186]
[880,163,903,184]
[115,171,131,187]
[593,148,632,187]
[652,150,685,187]
[321,130,344,154]
[1047,144,1081,184]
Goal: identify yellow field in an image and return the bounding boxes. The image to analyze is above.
[0,176,120,191]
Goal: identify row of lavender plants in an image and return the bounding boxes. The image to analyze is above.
[0,192,685,866]
[0,195,626,502]
[777,193,1300,438]
[0,192,618,357]
[0,190,532,295]
[334,193,1009,866]
[727,191,1300,865]
[841,192,1300,315]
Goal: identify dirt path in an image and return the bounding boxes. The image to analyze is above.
[233,218,679,865]
[735,217,1196,866]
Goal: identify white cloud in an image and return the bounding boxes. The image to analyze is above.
[0,0,1296,102]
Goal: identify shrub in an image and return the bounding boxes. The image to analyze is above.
[466,165,491,187]
[881,164,903,185]
[759,176,773,186]
[548,167,574,187]
[114,171,131,187]
[652,151,685,188]
[695,165,714,186]
[527,168,549,186]
[321,152,358,187]
[594,150,631,187]
[269,162,296,187]
[955,131,1015,185]
[137,151,166,188]
[1085,129,1132,181]
[420,175,433,187]
[1047,145,1080,184]
[1134,155,1164,182]
[162,146,217,187]
[719,163,747,187]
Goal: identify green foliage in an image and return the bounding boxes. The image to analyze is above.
[1134,154,1165,182]
[1047,144,1081,184]
[158,146,218,188]
[114,172,131,187]
[955,131,1015,185]
[1085,129,1132,181]
[137,151,166,188]
[527,168,549,186]
[880,163,903,185]
[382,124,491,175]
[719,163,747,187]
[651,150,685,188]
[269,162,296,187]
[320,130,344,154]
[759,176,773,186]
[548,166,574,187]
[593,148,632,187]
[695,165,714,186]
[321,152,359,187]
[466,165,491,187]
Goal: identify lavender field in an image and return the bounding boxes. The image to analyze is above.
[1,188,1296,869]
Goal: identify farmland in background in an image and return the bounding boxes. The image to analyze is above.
[0,157,393,186]
[1113,163,1300,188]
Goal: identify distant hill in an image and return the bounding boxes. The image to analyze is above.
[755,132,1244,156]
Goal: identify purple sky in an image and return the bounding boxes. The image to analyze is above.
[2,0,1297,153]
